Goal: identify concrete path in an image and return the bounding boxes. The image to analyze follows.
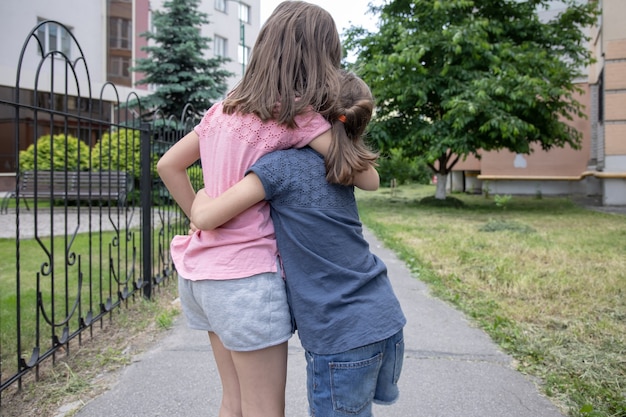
[70,228,566,417]
[0,207,144,239]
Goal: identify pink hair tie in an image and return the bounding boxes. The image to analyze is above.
[337,115,347,123]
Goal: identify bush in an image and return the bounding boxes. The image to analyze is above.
[419,195,465,208]
[376,148,431,186]
[19,134,90,171]
[151,164,204,206]
[186,165,204,191]
[91,129,142,180]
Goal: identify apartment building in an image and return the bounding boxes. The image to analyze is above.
[451,0,626,206]
[0,0,260,176]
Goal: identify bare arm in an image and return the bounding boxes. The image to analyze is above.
[191,173,266,230]
[156,130,200,218]
[308,131,380,191]
[188,126,379,230]
[353,165,380,191]
[308,129,333,156]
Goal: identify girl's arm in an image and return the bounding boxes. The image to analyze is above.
[156,130,201,218]
[191,173,266,230]
[308,131,380,191]
[353,165,380,191]
[307,129,333,156]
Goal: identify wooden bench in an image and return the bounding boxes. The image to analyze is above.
[1,170,133,213]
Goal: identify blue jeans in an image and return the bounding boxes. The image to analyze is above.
[305,329,404,417]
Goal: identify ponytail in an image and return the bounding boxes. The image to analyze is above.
[325,95,378,185]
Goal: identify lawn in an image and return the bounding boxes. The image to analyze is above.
[0,222,180,416]
[0,225,171,382]
[356,184,625,417]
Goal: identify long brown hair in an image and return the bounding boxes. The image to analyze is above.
[223,1,342,128]
[325,71,378,185]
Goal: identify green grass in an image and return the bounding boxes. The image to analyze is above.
[356,184,625,417]
[1,222,180,416]
[0,225,175,382]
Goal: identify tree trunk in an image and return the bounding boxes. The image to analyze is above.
[435,173,447,200]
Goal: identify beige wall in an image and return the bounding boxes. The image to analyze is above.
[455,84,592,178]
[604,39,626,157]
[453,154,481,171]
[606,125,626,154]
[603,0,626,41]
[603,0,626,158]
[604,61,626,89]
[604,93,626,122]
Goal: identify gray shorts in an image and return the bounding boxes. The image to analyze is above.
[177,268,293,352]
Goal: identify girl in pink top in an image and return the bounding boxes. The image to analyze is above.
[156,2,374,416]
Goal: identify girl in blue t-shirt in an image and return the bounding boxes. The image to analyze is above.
[190,71,406,417]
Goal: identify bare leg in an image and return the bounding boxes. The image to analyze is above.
[209,332,243,417]
[231,341,288,417]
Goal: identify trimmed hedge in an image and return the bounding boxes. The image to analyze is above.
[19,134,90,171]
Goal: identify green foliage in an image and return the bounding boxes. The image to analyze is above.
[479,218,535,233]
[186,165,204,191]
[483,180,492,199]
[97,347,132,368]
[494,194,512,209]
[152,165,203,206]
[56,363,90,395]
[419,195,465,208]
[156,307,179,330]
[345,0,599,199]
[91,129,141,179]
[376,148,431,186]
[19,134,90,171]
[132,0,233,118]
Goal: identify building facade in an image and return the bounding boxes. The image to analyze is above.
[595,0,626,205]
[0,0,260,179]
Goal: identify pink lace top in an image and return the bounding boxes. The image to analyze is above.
[170,102,331,280]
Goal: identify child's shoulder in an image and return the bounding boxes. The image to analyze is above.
[197,101,224,122]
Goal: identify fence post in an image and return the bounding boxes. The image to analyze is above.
[140,123,153,299]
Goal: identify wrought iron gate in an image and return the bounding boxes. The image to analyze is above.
[0,21,200,401]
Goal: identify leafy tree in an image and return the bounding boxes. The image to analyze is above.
[377,148,431,186]
[345,0,598,199]
[132,0,232,118]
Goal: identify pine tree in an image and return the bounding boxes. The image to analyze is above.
[133,0,232,118]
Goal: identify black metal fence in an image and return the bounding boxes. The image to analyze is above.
[0,21,200,402]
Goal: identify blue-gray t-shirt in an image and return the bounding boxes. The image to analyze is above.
[249,147,406,354]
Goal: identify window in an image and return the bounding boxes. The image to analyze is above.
[238,2,250,24]
[598,69,604,123]
[214,35,228,58]
[109,56,131,78]
[110,17,132,50]
[238,44,250,66]
[149,9,155,34]
[215,0,226,13]
[36,20,72,58]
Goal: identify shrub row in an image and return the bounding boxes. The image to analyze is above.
[20,130,142,179]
